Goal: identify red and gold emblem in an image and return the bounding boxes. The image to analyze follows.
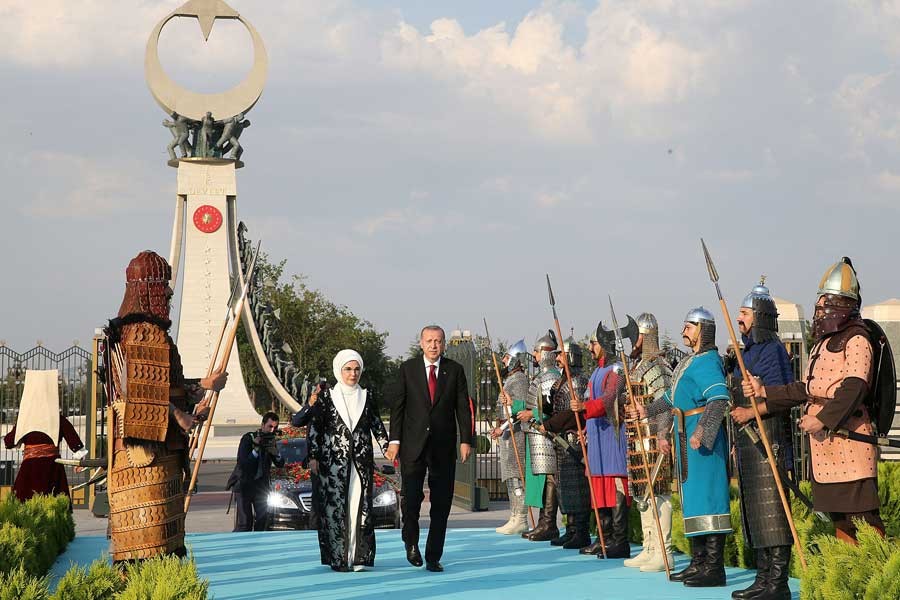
[193,205,223,233]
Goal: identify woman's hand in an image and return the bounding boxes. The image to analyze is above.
[309,390,319,406]
[309,459,318,475]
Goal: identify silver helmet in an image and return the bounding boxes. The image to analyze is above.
[533,329,558,352]
[505,339,529,371]
[636,313,658,335]
[684,306,716,351]
[741,278,779,343]
[636,312,660,357]
[817,257,860,302]
[557,336,584,370]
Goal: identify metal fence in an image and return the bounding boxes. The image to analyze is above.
[0,341,104,508]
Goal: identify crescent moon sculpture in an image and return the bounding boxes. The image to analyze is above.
[144,0,268,122]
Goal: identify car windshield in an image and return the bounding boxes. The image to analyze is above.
[278,438,308,465]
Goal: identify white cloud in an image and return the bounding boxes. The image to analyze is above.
[18,152,167,218]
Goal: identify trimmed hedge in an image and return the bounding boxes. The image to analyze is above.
[0,494,74,577]
[0,556,209,600]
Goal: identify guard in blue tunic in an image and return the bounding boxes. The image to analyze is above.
[641,307,732,587]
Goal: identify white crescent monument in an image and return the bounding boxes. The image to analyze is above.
[146,0,267,441]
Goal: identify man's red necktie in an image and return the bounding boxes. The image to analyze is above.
[428,364,437,404]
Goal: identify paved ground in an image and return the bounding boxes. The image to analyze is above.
[75,495,513,536]
[55,530,800,600]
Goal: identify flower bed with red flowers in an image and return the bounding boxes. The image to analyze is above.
[278,425,307,440]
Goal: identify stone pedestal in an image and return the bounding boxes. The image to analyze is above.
[170,159,260,437]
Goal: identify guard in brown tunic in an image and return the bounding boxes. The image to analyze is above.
[105,251,227,561]
[740,257,884,544]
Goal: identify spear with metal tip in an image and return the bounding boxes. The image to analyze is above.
[546,275,607,558]
[483,318,535,528]
[609,296,670,577]
[700,238,807,569]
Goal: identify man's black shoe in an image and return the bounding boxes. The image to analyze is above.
[405,544,423,567]
[425,562,444,572]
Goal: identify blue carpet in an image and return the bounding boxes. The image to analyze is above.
[52,529,800,599]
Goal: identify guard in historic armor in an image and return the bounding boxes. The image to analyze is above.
[572,324,630,558]
[106,251,227,561]
[511,330,561,541]
[542,337,592,549]
[623,313,675,573]
[727,281,794,600]
[492,339,530,535]
[640,307,732,587]
[741,258,885,544]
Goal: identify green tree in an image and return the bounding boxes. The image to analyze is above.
[238,254,394,415]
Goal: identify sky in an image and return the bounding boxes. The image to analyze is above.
[1,0,899,358]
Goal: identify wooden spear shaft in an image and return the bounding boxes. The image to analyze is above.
[483,319,535,528]
[700,239,807,569]
[546,275,607,558]
[609,296,671,578]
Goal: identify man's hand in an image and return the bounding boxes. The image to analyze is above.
[689,433,701,450]
[385,444,399,462]
[570,397,584,412]
[459,443,472,463]
[657,438,671,455]
[309,459,318,475]
[798,414,825,435]
[173,407,197,432]
[489,426,502,440]
[517,409,533,423]
[501,391,512,407]
[731,406,754,426]
[742,375,765,399]
[201,368,229,392]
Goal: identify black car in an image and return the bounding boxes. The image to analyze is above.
[266,437,401,531]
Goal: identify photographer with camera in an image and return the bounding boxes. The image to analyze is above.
[234,412,285,531]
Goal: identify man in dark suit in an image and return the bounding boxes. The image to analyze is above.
[234,412,285,531]
[386,325,475,572]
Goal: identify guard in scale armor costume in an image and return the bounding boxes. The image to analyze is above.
[741,258,885,544]
[727,281,794,600]
[511,330,561,541]
[492,339,530,535]
[574,324,630,558]
[105,251,227,561]
[542,338,592,549]
[641,307,732,587]
[622,313,675,573]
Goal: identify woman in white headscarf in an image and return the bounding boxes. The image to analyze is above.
[309,349,389,572]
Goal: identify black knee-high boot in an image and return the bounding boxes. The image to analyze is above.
[670,535,707,582]
[684,533,726,587]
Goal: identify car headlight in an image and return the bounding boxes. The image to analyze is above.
[267,492,299,509]
[373,489,397,507]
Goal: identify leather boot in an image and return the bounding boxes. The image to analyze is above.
[731,547,769,599]
[624,516,653,568]
[761,545,792,600]
[670,535,707,582]
[580,509,611,555]
[550,520,574,546]
[497,513,528,535]
[601,492,630,559]
[563,512,592,549]
[684,533,726,587]
[640,495,673,573]
[529,476,560,542]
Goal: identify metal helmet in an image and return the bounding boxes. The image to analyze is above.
[741,278,779,343]
[636,313,658,335]
[684,306,716,350]
[558,336,584,370]
[533,329,558,352]
[505,339,529,371]
[817,257,860,302]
